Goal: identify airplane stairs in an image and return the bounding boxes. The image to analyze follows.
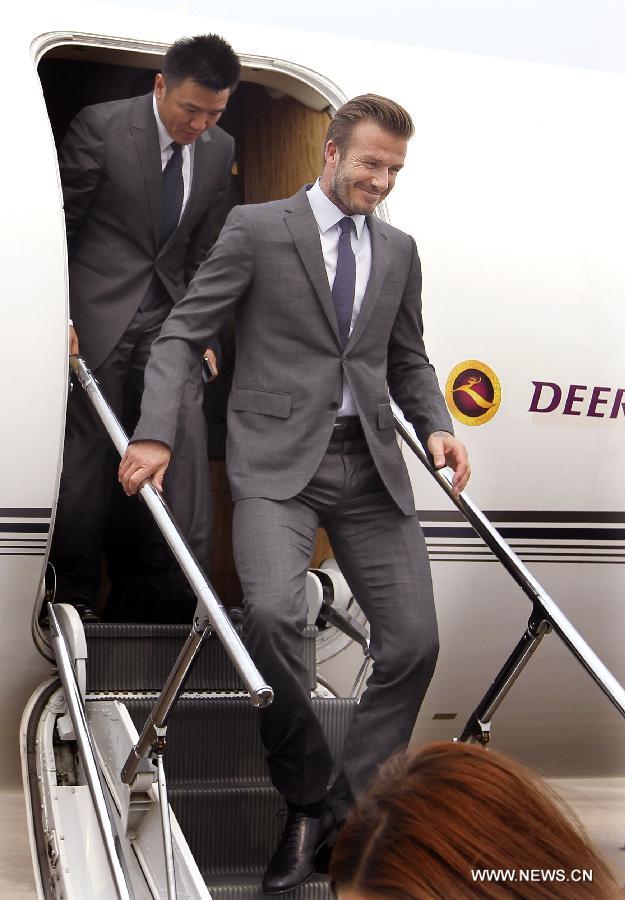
[84,622,356,899]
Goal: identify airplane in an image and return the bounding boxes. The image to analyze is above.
[1,0,624,896]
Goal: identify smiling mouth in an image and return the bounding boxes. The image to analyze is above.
[357,186,382,198]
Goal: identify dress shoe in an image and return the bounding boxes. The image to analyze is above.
[39,600,99,628]
[262,804,336,894]
[58,600,100,624]
[71,602,100,623]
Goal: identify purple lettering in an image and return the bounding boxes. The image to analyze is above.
[563,384,587,416]
[587,386,611,418]
[610,388,625,419]
[529,381,562,413]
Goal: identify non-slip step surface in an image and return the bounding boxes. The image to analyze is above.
[84,623,317,693]
[171,785,282,874]
[169,785,336,876]
[205,874,332,899]
[122,695,356,785]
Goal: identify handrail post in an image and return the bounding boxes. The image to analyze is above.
[121,615,211,785]
[456,610,551,744]
[49,604,134,900]
[154,728,177,900]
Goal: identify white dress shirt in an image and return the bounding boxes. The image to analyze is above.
[306,179,372,417]
[153,95,192,221]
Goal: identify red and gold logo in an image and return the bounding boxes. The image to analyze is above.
[445,360,501,426]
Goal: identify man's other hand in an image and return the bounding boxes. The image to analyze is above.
[203,348,218,381]
[426,431,471,496]
[118,440,172,496]
[69,325,79,356]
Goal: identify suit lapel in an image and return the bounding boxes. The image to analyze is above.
[284,189,341,345]
[346,214,390,349]
[129,94,161,248]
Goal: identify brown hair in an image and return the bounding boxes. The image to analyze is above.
[330,742,622,899]
[325,94,415,154]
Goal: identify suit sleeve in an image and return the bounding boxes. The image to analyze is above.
[58,107,106,245]
[184,136,236,282]
[132,205,254,449]
[386,236,453,445]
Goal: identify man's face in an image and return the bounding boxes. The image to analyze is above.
[323,120,408,215]
[154,73,230,144]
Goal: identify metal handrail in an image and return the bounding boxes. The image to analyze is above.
[48,603,134,900]
[69,354,272,708]
[392,402,625,720]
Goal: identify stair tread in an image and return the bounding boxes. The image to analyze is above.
[118,695,355,785]
[83,622,317,692]
[205,874,330,885]
[204,874,331,899]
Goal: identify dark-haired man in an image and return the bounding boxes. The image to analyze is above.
[120,94,470,891]
[51,35,240,622]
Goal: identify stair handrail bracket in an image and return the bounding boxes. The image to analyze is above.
[391,401,625,724]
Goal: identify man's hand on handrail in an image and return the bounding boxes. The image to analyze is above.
[427,431,471,497]
[119,440,172,496]
[69,324,79,356]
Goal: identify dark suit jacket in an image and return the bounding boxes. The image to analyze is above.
[59,92,235,370]
[134,186,453,515]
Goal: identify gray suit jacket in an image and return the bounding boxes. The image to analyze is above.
[134,186,453,515]
[59,92,235,370]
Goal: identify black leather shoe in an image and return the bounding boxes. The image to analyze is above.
[40,601,99,628]
[64,601,100,624]
[262,805,336,894]
[74,602,100,623]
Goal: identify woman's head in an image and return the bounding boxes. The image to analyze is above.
[331,741,621,899]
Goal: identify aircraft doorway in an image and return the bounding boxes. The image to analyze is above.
[37,41,337,612]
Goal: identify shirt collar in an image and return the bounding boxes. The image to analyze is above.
[152,94,176,153]
[306,179,366,240]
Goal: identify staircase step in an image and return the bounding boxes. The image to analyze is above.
[84,623,317,693]
[169,785,336,875]
[121,695,356,784]
[205,874,331,898]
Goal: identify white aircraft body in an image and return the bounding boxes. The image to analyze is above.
[1,1,624,896]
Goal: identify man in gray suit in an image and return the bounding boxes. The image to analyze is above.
[51,35,240,621]
[120,94,470,892]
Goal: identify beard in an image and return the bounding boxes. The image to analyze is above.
[328,163,381,216]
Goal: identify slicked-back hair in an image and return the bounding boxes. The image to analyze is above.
[330,742,621,900]
[324,94,415,155]
[162,34,241,92]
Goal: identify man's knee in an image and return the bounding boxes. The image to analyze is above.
[375,625,439,685]
[243,590,308,644]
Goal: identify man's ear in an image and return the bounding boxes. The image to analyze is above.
[154,73,166,100]
[324,139,340,168]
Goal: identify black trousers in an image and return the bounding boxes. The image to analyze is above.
[50,299,211,619]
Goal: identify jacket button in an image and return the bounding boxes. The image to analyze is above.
[330,401,339,410]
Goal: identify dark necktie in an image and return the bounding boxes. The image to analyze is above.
[160,141,184,246]
[332,216,356,348]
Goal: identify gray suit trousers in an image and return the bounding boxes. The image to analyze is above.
[233,444,439,821]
